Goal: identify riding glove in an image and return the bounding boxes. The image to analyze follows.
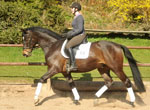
[62,33,68,38]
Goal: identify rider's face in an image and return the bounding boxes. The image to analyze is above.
[71,8,75,14]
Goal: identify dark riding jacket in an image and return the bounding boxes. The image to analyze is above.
[67,14,85,39]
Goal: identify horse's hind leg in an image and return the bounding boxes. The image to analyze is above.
[94,67,113,106]
[114,69,135,106]
[95,67,113,98]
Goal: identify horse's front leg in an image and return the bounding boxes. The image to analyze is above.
[34,70,55,106]
[63,72,80,105]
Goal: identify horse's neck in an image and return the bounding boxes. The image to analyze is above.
[36,32,58,55]
[39,39,63,56]
[38,38,56,55]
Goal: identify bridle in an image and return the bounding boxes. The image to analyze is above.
[23,33,33,56]
[23,33,33,50]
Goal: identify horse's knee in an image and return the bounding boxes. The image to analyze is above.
[39,72,53,83]
[124,78,132,88]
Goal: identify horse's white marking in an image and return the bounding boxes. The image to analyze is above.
[95,85,108,98]
[72,87,80,100]
[127,87,135,102]
[34,82,42,100]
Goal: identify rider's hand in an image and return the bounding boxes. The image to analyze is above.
[62,33,68,38]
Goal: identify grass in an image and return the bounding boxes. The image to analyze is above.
[0,36,150,83]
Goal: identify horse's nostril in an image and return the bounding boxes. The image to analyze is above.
[23,54,28,57]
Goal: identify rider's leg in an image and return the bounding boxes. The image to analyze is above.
[65,34,86,71]
[67,47,77,71]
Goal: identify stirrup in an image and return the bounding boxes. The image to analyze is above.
[67,65,78,72]
[70,65,78,71]
[66,58,77,72]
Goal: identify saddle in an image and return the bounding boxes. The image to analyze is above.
[61,37,91,59]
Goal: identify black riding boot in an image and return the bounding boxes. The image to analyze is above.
[67,48,77,71]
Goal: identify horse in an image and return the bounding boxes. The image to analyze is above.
[21,26,145,106]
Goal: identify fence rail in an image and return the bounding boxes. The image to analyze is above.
[85,29,150,34]
[0,44,23,47]
[0,62,46,66]
[0,62,149,67]
[68,28,150,34]
[1,44,150,49]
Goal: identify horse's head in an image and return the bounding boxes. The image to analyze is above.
[21,29,38,57]
[21,26,63,57]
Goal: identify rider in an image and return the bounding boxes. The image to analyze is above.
[63,2,86,71]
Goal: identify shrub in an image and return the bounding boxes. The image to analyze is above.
[0,0,66,44]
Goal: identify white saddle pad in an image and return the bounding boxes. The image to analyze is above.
[61,39,91,59]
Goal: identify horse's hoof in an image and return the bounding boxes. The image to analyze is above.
[34,99,40,106]
[74,100,80,105]
[93,98,99,106]
[130,102,135,107]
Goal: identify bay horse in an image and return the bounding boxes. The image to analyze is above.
[21,27,145,106]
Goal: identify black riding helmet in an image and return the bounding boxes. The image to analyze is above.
[70,2,81,11]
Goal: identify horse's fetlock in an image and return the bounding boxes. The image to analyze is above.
[39,78,45,83]
[106,81,113,87]
[125,78,131,87]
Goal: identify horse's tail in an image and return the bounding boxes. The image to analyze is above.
[120,45,145,92]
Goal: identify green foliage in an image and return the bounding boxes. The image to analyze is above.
[0,0,66,44]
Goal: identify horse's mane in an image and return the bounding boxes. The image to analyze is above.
[25,26,62,40]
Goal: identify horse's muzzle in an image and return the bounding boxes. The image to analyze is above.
[22,49,32,57]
